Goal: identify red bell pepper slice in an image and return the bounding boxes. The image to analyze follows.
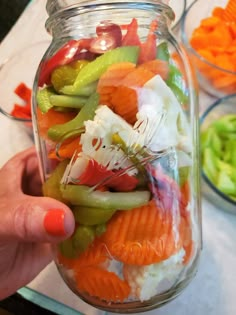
[77,159,138,192]
[122,18,141,46]
[14,82,32,103]
[138,20,158,64]
[38,38,94,87]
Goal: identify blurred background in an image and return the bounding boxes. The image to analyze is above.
[0,0,30,41]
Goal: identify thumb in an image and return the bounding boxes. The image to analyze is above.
[1,196,75,242]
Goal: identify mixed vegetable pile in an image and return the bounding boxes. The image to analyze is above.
[36,18,195,303]
[190,0,236,94]
[201,113,236,201]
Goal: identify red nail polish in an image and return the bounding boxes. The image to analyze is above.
[44,209,66,236]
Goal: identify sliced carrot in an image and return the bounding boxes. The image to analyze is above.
[110,86,138,124]
[48,137,82,160]
[121,66,155,87]
[97,62,136,93]
[222,0,236,21]
[189,1,236,95]
[57,252,76,270]
[138,59,169,81]
[73,239,109,270]
[75,266,131,302]
[212,6,225,18]
[37,108,76,138]
[200,16,221,30]
[102,199,183,266]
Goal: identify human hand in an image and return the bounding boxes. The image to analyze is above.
[0,147,75,300]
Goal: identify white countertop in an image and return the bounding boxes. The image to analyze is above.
[0,1,236,315]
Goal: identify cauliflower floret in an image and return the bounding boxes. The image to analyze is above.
[123,248,185,302]
[137,75,191,153]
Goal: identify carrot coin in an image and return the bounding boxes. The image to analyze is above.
[75,266,131,302]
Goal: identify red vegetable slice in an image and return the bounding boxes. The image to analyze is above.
[77,158,138,191]
[14,82,32,103]
[138,20,158,64]
[122,18,141,46]
[38,38,93,86]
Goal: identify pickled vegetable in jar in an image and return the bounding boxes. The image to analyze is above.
[32,1,202,313]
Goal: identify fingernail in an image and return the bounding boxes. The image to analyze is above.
[44,209,67,236]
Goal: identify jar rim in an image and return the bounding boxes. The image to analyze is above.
[45,1,175,35]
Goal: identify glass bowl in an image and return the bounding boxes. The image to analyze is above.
[0,41,50,134]
[181,0,236,98]
[169,0,187,31]
[200,94,236,215]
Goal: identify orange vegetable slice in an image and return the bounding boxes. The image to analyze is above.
[73,239,109,270]
[37,108,76,138]
[97,62,136,93]
[75,266,131,302]
[102,199,183,266]
[222,0,236,21]
[48,137,82,160]
[110,85,138,124]
[121,66,155,87]
[138,59,169,80]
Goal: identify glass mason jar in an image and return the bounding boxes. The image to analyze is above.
[32,0,202,313]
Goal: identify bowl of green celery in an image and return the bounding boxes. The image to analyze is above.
[200,94,236,214]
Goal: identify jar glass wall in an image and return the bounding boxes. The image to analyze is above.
[32,1,202,313]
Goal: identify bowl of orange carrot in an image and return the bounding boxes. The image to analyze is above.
[181,0,236,98]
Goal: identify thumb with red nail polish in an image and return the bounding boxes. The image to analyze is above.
[0,147,75,300]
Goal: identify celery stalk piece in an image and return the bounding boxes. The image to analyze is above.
[156,42,170,61]
[37,87,55,113]
[47,92,99,141]
[202,147,219,183]
[60,185,150,210]
[43,159,69,203]
[72,225,95,254]
[73,206,116,225]
[60,46,139,95]
[217,171,236,196]
[49,94,88,108]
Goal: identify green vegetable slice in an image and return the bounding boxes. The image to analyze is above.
[47,92,99,141]
[36,87,55,113]
[43,159,69,203]
[50,94,88,108]
[60,46,140,95]
[60,185,150,209]
[73,206,116,225]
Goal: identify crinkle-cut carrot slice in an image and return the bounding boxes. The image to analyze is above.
[75,266,131,302]
[190,32,210,50]
[110,85,138,125]
[215,54,235,71]
[197,49,216,63]
[138,59,169,81]
[200,16,221,30]
[57,252,76,270]
[48,137,82,160]
[102,199,183,266]
[222,0,236,22]
[229,23,236,38]
[97,62,136,93]
[208,24,232,47]
[212,74,236,93]
[212,6,225,18]
[121,66,155,87]
[37,108,76,139]
[72,240,110,271]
